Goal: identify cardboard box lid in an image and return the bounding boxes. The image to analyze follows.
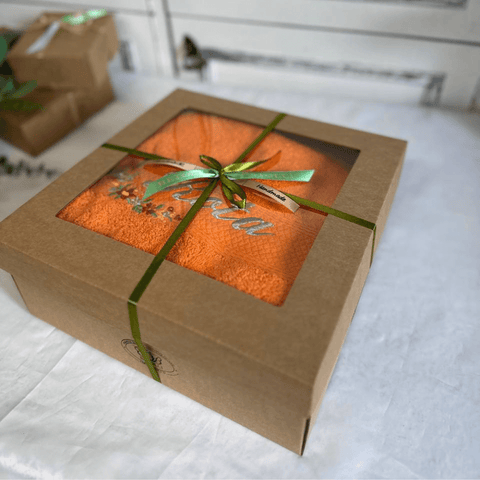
[0,89,406,413]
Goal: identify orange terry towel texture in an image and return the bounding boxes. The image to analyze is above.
[57,111,350,306]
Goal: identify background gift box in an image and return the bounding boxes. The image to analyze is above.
[7,11,118,89]
[0,88,81,156]
[0,13,117,156]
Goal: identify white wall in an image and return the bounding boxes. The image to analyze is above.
[169,0,480,110]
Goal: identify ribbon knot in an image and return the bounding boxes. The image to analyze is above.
[199,153,300,210]
[200,154,246,209]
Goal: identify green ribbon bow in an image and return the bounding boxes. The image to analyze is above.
[139,154,314,210]
[101,112,376,383]
[62,9,108,26]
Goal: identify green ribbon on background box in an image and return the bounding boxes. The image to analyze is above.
[62,9,108,26]
[102,113,377,383]
[26,9,108,55]
[0,9,106,109]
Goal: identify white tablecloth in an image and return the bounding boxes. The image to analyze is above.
[1,73,479,479]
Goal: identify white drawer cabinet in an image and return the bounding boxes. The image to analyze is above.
[171,0,480,43]
[172,16,480,109]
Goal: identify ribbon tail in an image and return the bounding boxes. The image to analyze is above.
[26,20,61,54]
[235,180,300,212]
[220,175,247,209]
[128,179,218,381]
[227,169,315,182]
[143,169,217,200]
[127,300,160,382]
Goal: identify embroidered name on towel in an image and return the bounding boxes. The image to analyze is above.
[163,181,275,236]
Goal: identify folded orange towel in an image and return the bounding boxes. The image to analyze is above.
[57,110,349,305]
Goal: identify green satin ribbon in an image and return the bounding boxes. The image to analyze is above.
[138,154,314,209]
[101,112,376,383]
[62,9,108,26]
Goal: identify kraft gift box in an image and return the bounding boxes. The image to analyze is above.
[66,73,115,122]
[0,89,406,454]
[0,88,81,156]
[0,75,115,156]
[6,12,118,89]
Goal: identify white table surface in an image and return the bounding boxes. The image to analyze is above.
[1,72,480,479]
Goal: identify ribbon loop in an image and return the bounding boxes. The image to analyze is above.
[223,159,268,173]
[199,155,222,171]
[235,180,300,212]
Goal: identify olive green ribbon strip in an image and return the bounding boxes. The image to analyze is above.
[101,112,376,383]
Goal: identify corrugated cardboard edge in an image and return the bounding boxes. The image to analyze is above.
[303,135,406,453]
